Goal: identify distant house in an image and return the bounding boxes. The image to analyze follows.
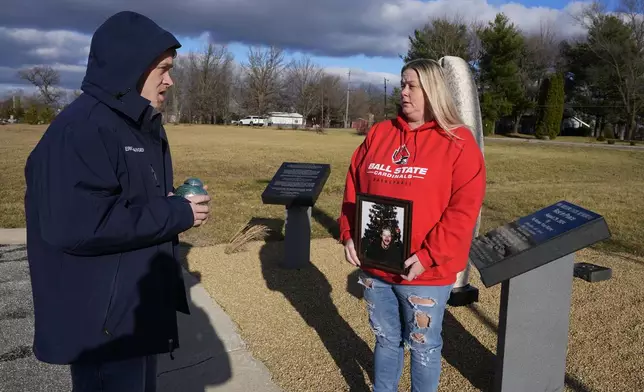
[562,116,591,130]
[497,112,593,136]
[266,112,304,127]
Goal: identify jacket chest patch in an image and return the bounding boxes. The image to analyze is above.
[124,145,145,153]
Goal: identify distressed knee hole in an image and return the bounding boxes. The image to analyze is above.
[411,333,426,344]
[408,295,436,307]
[415,311,430,328]
[358,277,373,289]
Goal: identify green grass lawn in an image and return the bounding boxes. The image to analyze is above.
[2,124,643,256]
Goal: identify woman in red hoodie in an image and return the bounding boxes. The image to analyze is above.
[338,58,486,391]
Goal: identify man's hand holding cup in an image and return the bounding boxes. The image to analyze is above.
[171,177,211,227]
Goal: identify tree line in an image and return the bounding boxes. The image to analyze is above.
[0,45,395,128]
[403,1,644,141]
[2,1,643,141]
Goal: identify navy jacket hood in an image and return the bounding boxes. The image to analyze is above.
[81,11,181,122]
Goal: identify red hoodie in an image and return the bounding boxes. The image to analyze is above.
[338,115,486,286]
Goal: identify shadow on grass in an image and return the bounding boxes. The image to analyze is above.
[312,206,340,240]
[258,228,374,391]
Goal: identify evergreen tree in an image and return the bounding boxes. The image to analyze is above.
[362,203,402,247]
[535,73,565,139]
[403,17,473,63]
[477,13,526,134]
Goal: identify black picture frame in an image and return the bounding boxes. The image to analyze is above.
[355,193,413,275]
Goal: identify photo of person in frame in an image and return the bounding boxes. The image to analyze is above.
[362,227,404,268]
[359,200,406,272]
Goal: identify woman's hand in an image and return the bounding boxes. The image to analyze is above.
[343,238,361,267]
[401,254,425,281]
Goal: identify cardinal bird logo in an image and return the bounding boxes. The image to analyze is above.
[392,144,410,165]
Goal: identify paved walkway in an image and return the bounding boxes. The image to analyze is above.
[0,229,283,392]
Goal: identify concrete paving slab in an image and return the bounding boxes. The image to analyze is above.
[0,234,283,392]
[158,350,283,392]
[0,229,26,244]
[0,356,71,392]
[156,268,282,391]
[0,244,72,392]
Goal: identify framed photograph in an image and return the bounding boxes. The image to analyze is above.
[354,193,413,275]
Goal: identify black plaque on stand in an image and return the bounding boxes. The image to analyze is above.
[469,201,611,392]
[470,200,611,288]
[261,162,331,207]
[261,162,331,269]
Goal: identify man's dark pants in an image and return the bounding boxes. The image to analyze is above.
[70,355,157,392]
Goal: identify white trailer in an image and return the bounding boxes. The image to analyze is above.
[266,112,304,127]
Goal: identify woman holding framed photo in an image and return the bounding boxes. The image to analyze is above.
[337,58,486,392]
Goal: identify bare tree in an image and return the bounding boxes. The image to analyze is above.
[315,74,345,127]
[17,65,63,109]
[518,18,564,113]
[348,84,373,121]
[524,20,561,84]
[167,43,235,124]
[228,63,245,118]
[574,1,644,140]
[191,43,234,123]
[284,55,323,124]
[241,46,285,115]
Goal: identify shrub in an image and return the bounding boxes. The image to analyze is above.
[483,119,495,136]
[356,122,369,136]
[39,107,56,124]
[581,125,592,137]
[23,106,39,125]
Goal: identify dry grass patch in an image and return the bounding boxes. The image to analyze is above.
[182,238,644,392]
[1,123,643,256]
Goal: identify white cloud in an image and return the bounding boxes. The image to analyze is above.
[324,67,400,87]
[0,0,598,92]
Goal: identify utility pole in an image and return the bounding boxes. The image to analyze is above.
[384,77,389,119]
[344,70,351,129]
[320,81,324,128]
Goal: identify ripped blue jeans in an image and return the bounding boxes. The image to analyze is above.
[359,272,453,392]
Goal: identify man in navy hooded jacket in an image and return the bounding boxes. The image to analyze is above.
[24,11,210,391]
